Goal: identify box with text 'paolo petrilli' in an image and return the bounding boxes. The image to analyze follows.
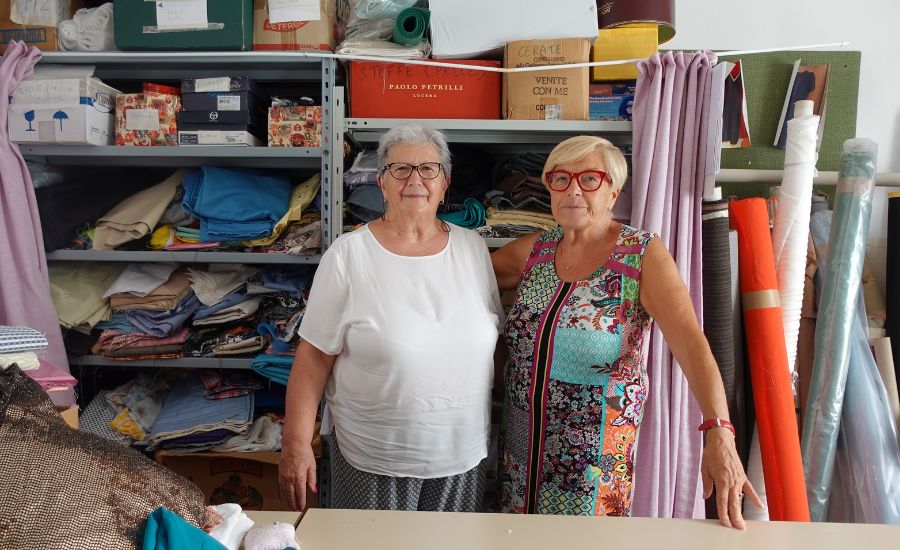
[502,38,591,121]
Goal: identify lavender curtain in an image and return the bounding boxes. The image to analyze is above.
[631,50,717,518]
[0,42,69,374]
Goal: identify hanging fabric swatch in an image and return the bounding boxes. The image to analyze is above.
[801,138,878,521]
[730,197,809,522]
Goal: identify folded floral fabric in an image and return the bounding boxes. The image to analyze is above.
[201,371,265,400]
[94,327,191,353]
[110,407,146,440]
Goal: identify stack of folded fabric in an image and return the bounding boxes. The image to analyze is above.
[438,197,487,229]
[49,262,127,333]
[243,174,320,249]
[0,326,48,371]
[337,2,431,59]
[147,374,254,451]
[181,166,292,243]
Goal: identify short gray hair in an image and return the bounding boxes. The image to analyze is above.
[377,124,452,180]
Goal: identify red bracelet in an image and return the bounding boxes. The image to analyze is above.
[698,418,735,437]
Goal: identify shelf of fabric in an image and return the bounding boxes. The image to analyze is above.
[19,145,323,169]
[69,355,254,370]
[37,52,325,81]
[44,250,321,264]
[345,118,632,144]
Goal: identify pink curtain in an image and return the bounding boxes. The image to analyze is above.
[630,51,717,518]
[0,42,69,374]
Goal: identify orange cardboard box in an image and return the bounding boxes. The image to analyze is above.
[0,0,84,53]
[349,60,501,119]
[253,0,338,51]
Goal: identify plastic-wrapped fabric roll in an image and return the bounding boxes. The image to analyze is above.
[801,138,878,522]
[730,198,809,522]
[872,337,900,432]
[772,101,819,376]
[392,7,430,46]
[888,192,900,391]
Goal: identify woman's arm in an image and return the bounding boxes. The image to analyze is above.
[278,340,337,511]
[639,238,762,529]
[490,232,540,291]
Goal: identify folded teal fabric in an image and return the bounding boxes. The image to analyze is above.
[392,7,430,45]
[143,507,227,550]
[438,197,486,229]
[251,353,294,386]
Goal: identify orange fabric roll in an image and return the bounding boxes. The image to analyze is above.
[730,198,810,522]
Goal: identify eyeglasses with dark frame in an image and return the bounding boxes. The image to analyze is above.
[544,169,611,192]
[382,162,443,180]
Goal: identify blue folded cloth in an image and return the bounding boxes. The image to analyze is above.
[143,507,226,550]
[193,287,253,320]
[261,266,314,300]
[126,293,201,338]
[438,197,486,229]
[251,354,294,386]
[96,312,145,334]
[182,166,292,242]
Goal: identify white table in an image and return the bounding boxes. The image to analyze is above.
[296,509,899,550]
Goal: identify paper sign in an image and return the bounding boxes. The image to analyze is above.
[268,0,320,24]
[12,79,81,109]
[217,95,242,111]
[194,77,233,92]
[126,109,161,131]
[155,0,209,31]
[10,0,68,27]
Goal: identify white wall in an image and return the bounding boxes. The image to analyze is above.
[667,0,899,296]
[666,0,900,173]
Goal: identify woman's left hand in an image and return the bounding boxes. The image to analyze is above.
[701,428,763,530]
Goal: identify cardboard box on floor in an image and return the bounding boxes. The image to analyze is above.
[0,0,83,53]
[502,38,591,121]
[156,448,320,511]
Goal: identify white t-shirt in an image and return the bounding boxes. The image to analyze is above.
[298,224,503,478]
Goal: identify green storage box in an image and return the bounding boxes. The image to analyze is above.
[114,0,253,51]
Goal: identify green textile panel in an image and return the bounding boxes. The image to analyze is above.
[113,0,253,51]
[719,50,861,172]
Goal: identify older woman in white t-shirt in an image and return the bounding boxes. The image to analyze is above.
[279,124,503,512]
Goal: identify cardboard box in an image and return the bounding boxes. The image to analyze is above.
[502,39,591,121]
[113,0,253,51]
[268,105,322,147]
[253,0,338,51]
[115,91,181,146]
[349,60,501,119]
[9,76,119,145]
[591,26,658,81]
[0,0,83,53]
[156,451,317,511]
[57,405,79,429]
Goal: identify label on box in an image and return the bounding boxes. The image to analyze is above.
[194,77,233,93]
[543,104,561,120]
[126,109,161,131]
[268,0,320,24]
[12,79,81,109]
[217,95,242,111]
[155,0,209,31]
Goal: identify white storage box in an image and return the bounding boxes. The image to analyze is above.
[9,77,119,145]
[429,0,599,59]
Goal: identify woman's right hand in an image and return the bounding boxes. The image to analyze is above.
[279,444,318,511]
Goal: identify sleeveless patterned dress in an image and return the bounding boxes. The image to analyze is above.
[499,224,656,516]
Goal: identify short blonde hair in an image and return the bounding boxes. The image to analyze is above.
[542,135,628,192]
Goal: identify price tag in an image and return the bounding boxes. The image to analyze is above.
[268,0,320,24]
[194,77,232,93]
[217,95,242,111]
[155,0,208,31]
[126,109,161,131]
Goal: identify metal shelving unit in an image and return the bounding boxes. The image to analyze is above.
[45,249,321,264]
[69,355,254,370]
[27,52,338,372]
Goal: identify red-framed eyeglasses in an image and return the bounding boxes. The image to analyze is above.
[544,170,610,192]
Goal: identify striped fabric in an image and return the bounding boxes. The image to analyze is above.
[0,326,48,353]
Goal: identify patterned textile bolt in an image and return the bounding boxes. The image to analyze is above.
[500,225,655,516]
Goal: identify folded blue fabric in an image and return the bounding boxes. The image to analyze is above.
[126,293,201,338]
[193,287,253,320]
[256,322,295,354]
[438,197,486,229]
[96,312,145,334]
[143,507,226,550]
[251,354,294,386]
[182,166,292,242]
[261,266,314,300]
[149,374,253,438]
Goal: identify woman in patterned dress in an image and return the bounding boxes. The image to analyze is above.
[492,136,761,529]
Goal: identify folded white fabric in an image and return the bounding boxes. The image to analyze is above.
[102,263,179,298]
[242,522,298,550]
[0,351,40,371]
[58,2,116,52]
[192,297,262,326]
[208,503,255,550]
[0,326,48,353]
[213,416,282,453]
[188,264,260,307]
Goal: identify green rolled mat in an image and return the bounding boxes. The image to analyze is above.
[392,7,430,46]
